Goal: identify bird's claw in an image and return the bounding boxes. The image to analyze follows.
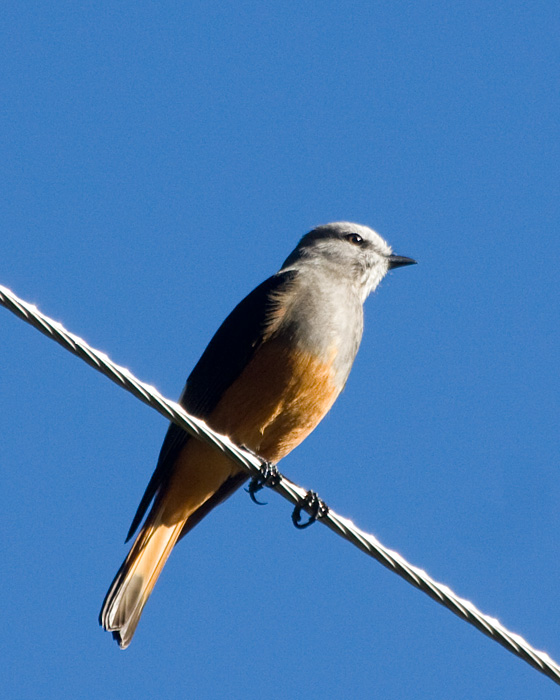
[245,461,282,505]
[292,490,329,529]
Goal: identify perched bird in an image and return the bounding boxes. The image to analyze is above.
[100,222,416,647]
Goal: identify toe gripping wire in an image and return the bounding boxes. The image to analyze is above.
[246,461,282,506]
[246,461,328,529]
[291,490,329,529]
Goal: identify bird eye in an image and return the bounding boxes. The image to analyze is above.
[345,233,363,245]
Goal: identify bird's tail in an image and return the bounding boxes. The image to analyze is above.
[99,506,185,649]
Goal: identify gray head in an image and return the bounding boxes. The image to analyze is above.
[282,222,416,302]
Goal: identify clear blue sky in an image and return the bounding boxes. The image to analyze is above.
[2,2,559,698]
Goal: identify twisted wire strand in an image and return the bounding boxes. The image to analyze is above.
[1,282,559,685]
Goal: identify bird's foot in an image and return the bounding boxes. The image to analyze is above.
[292,491,329,529]
[245,459,282,505]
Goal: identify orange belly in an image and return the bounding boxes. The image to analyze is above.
[159,337,340,524]
[211,337,341,460]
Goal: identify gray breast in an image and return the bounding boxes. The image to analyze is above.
[275,269,364,386]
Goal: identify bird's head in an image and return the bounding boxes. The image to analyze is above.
[282,222,416,301]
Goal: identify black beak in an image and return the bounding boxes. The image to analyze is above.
[387,254,417,270]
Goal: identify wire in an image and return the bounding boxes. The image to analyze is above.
[1,282,559,685]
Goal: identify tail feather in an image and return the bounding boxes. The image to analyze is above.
[99,513,185,649]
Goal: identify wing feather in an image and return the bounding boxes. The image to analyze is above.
[125,270,297,541]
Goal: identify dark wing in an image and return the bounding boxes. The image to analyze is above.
[125,269,297,541]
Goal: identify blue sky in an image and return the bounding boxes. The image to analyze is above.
[1,1,559,698]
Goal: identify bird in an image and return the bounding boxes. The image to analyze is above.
[99,221,416,648]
